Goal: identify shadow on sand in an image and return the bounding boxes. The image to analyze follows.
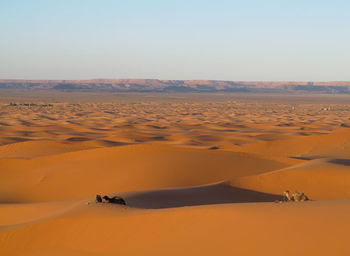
[122,183,283,209]
[328,158,350,166]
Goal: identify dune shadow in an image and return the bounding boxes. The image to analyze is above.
[66,137,91,142]
[148,125,168,130]
[289,155,324,160]
[150,136,168,141]
[0,196,26,204]
[122,183,283,209]
[329,158,350,166]
[195,135,219,142]
[97,140,129,147]
[298,132,311,136]
[90,128,112,131]
[4,137,31,143]
[20,120,34,126]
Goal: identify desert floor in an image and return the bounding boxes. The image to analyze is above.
[0,92,350,256]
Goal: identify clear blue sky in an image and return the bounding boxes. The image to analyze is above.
[0,0,349,81]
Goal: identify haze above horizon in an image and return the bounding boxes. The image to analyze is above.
[1,0,349,81]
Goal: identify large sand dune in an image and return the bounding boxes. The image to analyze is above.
[0,93,349,255]
[230,158,350,200]
[241,128,350,158]
[0,144,286,203]
[1,200,349,256]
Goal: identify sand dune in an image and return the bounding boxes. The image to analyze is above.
[0,144,287,203]
[0,140,93,159]
[1,200,349,256]
[230,158,350,200]
[240,128,350,158]
[0,200,80,226]
[1,93,350,255]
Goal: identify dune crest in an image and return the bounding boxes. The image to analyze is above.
[230,158,350,200]
[0,144,287,203]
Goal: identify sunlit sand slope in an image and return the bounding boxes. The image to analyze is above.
[0,144,287,203]
[0,200,349,256]
[241,129,350,158]
[0,140,93,159]
[230,158,350,200]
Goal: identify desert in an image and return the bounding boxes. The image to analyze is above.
[2,0,349,254]
[0,91,350,255]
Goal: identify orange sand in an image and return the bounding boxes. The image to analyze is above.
[0,93,349,255]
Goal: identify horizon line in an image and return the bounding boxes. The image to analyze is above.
[1,78,350,83]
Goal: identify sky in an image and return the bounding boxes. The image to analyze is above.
[0,0,349,81]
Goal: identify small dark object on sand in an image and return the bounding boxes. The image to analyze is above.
[96,194,103,203]
[103,195,126,205]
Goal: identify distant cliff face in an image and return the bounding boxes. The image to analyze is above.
[0,79,349,93]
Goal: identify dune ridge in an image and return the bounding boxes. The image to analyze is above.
[0,144,287,203]
[230,158,350,200]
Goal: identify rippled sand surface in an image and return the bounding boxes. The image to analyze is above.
[0,92,349,256]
